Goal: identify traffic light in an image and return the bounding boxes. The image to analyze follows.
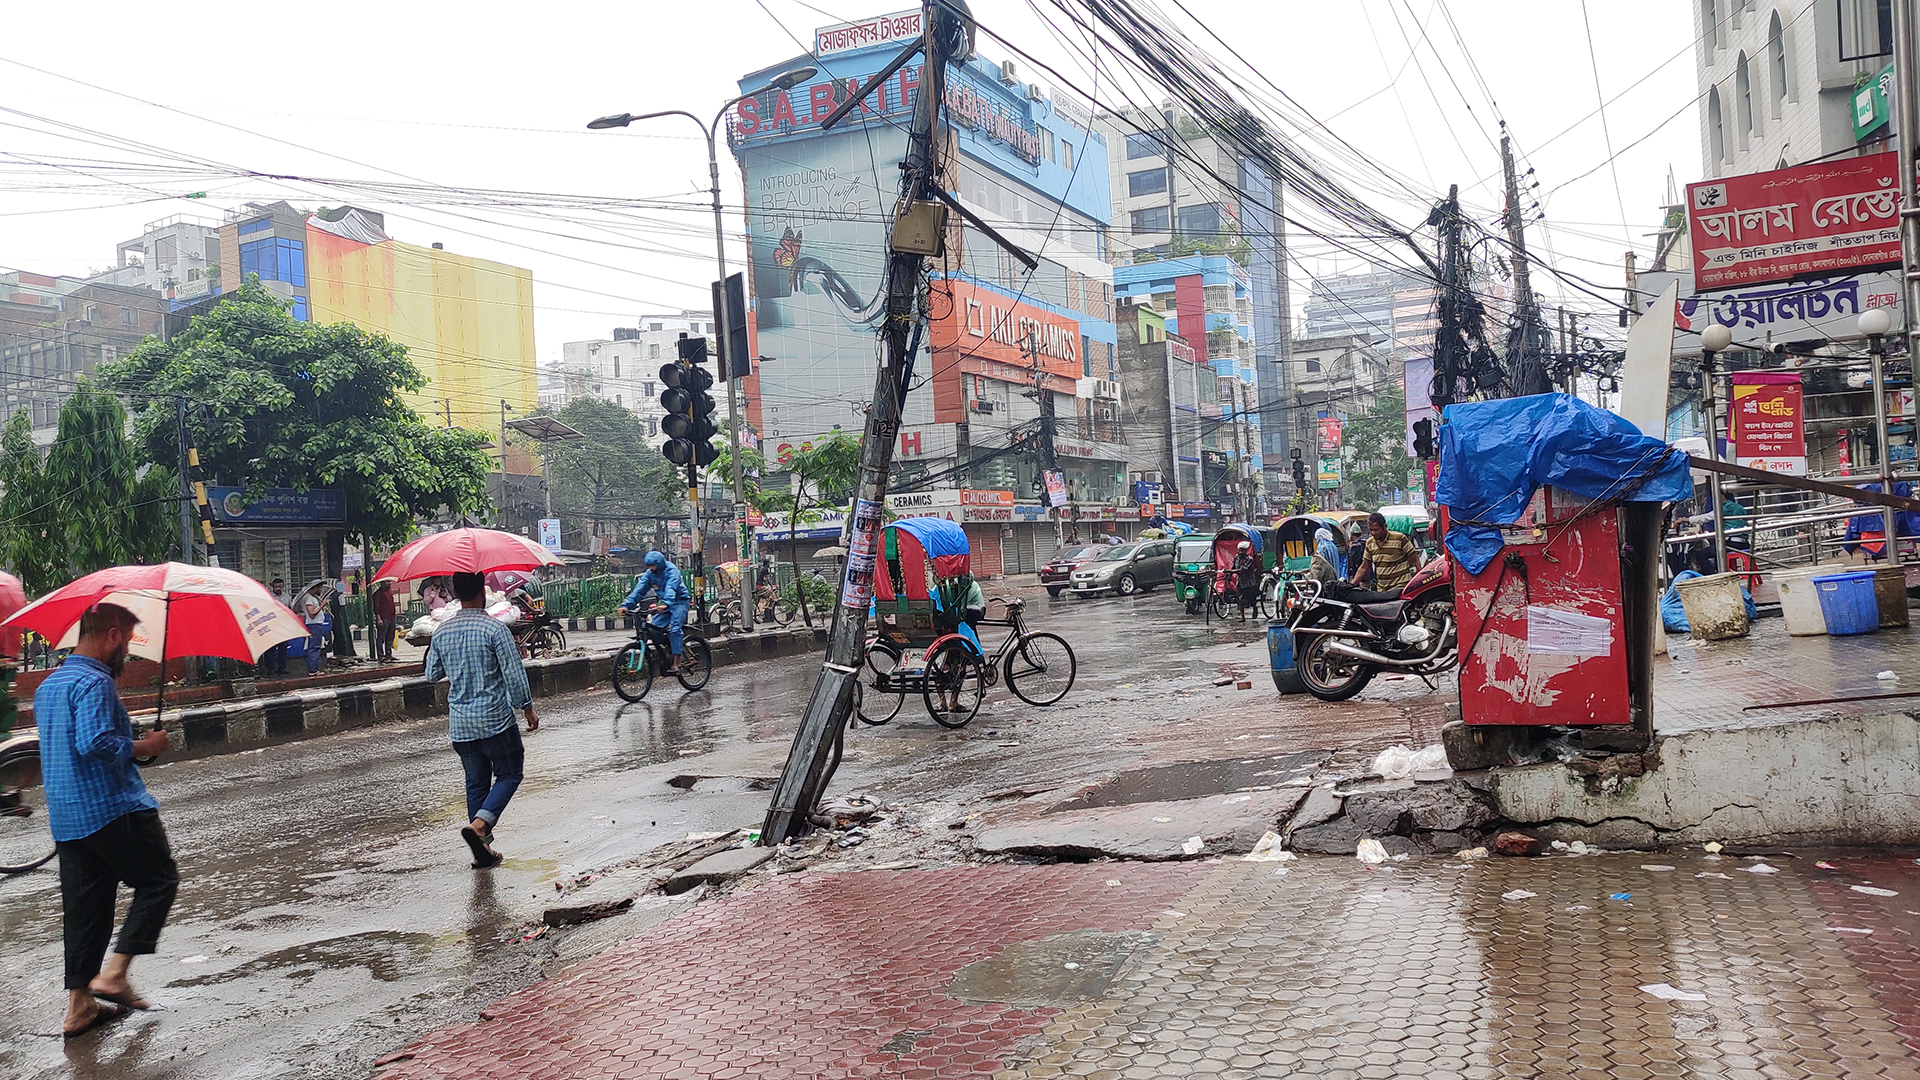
[1291,456,1307,490]
[1412,417,1436,460]
[659,339,718,467]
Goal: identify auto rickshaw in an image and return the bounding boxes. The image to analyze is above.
[1206,522,1273,621]
[1273,514,1354,576]
[1171,533,1215,613]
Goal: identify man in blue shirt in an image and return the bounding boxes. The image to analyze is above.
[423,572,539,869]
[38,603,177,1039]
[620,551,691,674]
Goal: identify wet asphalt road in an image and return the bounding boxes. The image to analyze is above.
[0,586,1258,1080]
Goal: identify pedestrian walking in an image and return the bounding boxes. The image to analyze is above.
[262,577,291,676]
[372,581,398,663]
[37,603,178,1039]
[300,595,331,676]
[422,571,539,868]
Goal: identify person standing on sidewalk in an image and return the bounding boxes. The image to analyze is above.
[38,603,178,1039]
[423,572,539,868]
[263,577,292,676]
[372,581,398,663]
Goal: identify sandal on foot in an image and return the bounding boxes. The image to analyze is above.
[64,1001,129,1039]
[89,988,152,1011]
[460,826,502,869]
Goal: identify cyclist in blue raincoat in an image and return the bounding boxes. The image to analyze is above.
[620,552,691,673]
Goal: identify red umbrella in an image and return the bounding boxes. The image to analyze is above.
[0,571,25,659]
[374,527,562,583]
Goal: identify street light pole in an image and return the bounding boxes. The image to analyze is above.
[590,65,816,634]
[1700,322,1731,573]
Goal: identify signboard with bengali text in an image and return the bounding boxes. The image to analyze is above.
[1728,372,1806,476]
[1687,153,1902,289]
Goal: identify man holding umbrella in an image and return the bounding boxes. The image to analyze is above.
[423,572,539,868]
[37,603,177,1038]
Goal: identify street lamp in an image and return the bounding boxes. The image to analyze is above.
[1699,321,1732,573]
[1860,307,1898,556]
[589,64,817,632]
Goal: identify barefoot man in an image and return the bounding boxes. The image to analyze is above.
[37,603,177,1038]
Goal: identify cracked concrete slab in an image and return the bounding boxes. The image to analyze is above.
[973,787,1308,861]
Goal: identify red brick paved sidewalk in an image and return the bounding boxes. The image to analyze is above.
[377,852,1920,1080]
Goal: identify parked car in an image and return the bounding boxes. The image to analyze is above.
[1038,544,1101,597]
[1069,540,1177,597]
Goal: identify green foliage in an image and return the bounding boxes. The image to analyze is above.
[1340,383,1416,508]
[537,397,684,549]
[98,282,494,549]
[714,429,860,626]
[0,410,66,595]
[45,381,139,575]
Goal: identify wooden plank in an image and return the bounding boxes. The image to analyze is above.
[1687,456,1920,513]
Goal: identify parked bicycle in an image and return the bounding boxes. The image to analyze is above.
[610,603,713,702]
[510,609,567,659]
[857,596,1077,728]
[0,734,52,874]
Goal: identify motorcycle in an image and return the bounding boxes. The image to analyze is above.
[1288,555,1457,702]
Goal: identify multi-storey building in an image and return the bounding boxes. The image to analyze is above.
[732,12,1120,573]
[0,271,166,438]
[550,311,720,437]
[1097,102,1290,497]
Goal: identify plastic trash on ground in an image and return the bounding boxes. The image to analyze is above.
[1640,983,1707,1002]
[1355,838,1388,864]
[1244,832,1295,863]
[1181,836,1205,856]
[1407,744,1449,774]
[1458,847,1488,860]
[1372,745,1414,780]
[1501,889,1536,900]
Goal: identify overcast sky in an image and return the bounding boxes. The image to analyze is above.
[0,0,1697,367]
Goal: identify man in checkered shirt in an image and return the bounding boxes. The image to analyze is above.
[423,572,539,868]
[37,603,177,1039]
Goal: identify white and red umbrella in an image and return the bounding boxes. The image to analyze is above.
[374,527,561,583]
[2,562,308,665]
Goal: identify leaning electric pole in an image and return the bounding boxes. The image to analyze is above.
[1499,133,1551,397]
[764,0,1031,844]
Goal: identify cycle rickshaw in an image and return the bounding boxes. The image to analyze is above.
[858,516,1076,728]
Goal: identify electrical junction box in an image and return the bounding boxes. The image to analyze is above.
[890,200,948,256]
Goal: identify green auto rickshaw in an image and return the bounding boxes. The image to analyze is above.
[1172,534,1215,614]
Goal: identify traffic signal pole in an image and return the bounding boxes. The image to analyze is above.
[763,0,980,845]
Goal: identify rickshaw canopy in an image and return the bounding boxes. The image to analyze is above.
[1273,514,1350,571]
[1211,523,1267,574]
[875,516,972,603]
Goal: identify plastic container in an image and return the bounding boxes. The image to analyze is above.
[1812,571,1880,636]
[1872,565,1910,628]
[1673,572,1750,640]
[1772,568,1831,637]
[1268,621,1305,694]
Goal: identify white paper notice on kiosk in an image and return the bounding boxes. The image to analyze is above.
[1525,606,1613,657]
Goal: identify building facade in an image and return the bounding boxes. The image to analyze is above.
[731,12,1120,573]
[550,311,720,437]
[1095,102,1291,491]
[0,271,167,438]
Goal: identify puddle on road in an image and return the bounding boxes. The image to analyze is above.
[168,930,439,987]
[666,774,777,793]
[1044,751,1327,812]
[947,929,1158,1007]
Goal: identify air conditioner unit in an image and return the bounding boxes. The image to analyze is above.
[1091,378,1120,399]
[999,61,1018,85]
[1026,83,1044,101]
[969,399,995,414]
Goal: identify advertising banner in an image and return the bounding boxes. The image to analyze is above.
[1687,153,1902,289]
[208,487,344,524]
[1728,372,1806,476]
[1316,416,1343,454]
[930,279,1083,383]
[538,518,562,551]
[1044,470,1069,509]
[1317,458,1342,490]
[1633,269,1901,352]
[1403,355,1437,454]
[841,498,884,610]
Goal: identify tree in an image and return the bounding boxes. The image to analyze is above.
[715,429,860,627]
[1340,384,1416,508]
[99,282,494,554]
[536,397,684,551]
[0,411,67,596]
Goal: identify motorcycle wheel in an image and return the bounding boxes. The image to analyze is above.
[1297,632,1375,702]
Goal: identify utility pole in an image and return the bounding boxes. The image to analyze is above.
[499,399,511,527]
[764,0,1014,845]
[1026,330,1064,548]
[176,396,195,565]
[1500,134,1548,397]
[1431,185,1464,410]
[1894,0,1920,555]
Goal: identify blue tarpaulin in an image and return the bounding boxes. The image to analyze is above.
[1437,394,1693,575]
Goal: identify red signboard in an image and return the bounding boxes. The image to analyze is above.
[1316,417,1343,453]
[1728,372,1806,476]
[1687,152,1902,289]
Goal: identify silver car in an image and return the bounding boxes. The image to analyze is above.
[1068,541,1177,597]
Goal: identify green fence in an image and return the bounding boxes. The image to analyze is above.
[543,574,641,619]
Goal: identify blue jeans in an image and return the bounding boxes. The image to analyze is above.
[650,600,690,657]
[452,724,524,831]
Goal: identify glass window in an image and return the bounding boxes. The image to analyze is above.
[1043,128,1055,163]
[614,356,621,378]
[238,218,272,235]
[291,296,309,322]
[1124,131,1164,159]
[1062,140,1072,170]
[1177,203,1222,237]
[1130,206,1170,235]
[1128,168,1168,197]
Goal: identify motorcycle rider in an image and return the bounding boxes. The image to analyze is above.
[1230,541,1260,621]
[619,552,691,674]
[1350,512,1422,593]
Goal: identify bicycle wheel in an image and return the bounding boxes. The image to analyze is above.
[1208,591,1231,621]
[675,636,713,691]
[1004,632,1077,706]
[0,746,55,874]
[528,625,565,659]
[856,643,904,725]
[611,641,654,702]
[922,640,985,728]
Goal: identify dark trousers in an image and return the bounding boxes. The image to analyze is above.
[263,641,289,676]
[58,809,179,990]
[374,620,397,661]
[453,724,524,831]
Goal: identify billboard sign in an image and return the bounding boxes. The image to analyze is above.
[814,9,921,56]
[538,518,562,551]
[1854,62,1894,140]
[1044,470,1069,509]
[1631,269,1901,351]
[931,279,1082,383]
[1687,152,1902,289]
[1728,372,1807,476]
[209,487,344,524]
[1316,416,1342,454]
[1317,458,1342,489]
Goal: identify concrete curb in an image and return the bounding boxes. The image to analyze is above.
[148,626,824,761]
